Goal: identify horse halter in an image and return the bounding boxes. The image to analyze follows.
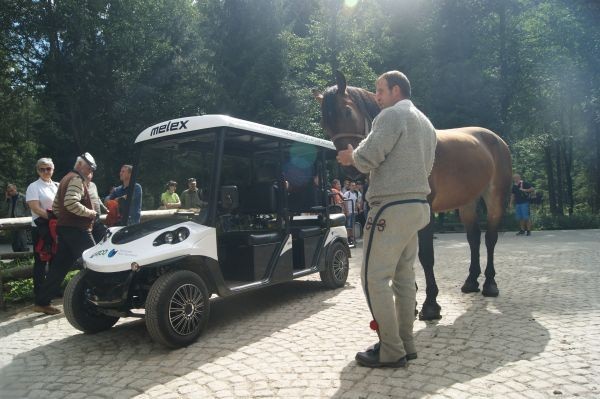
[330,116,371,147]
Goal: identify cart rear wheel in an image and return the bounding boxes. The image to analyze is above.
[320,241,349,288]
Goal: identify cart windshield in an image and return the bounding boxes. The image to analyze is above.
[135,131,216,225]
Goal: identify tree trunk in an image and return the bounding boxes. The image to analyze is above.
[563,136,574,215]
[327,0,342,75]
[554,140,564,215]
[497,2,510,138]
[593,110,600,214]
[544,144,557,215]
[561,102,574,215]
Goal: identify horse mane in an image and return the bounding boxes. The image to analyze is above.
[321,85,380,134]
[347,86,380,125]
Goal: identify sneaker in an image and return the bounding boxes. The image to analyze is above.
[526,231,531,236]
[516,230,525,236]
[33,305,61,315]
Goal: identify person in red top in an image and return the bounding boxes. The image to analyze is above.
[33,153,98,315]
[330,179,344,210]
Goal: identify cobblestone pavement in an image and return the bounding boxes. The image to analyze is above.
[1,230,599,399]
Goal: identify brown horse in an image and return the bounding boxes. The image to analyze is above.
[314,71,512,320]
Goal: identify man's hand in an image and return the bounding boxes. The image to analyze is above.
[336,144,355,166]
[89,210,97,219]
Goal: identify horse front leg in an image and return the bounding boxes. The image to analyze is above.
[418,218,441,320]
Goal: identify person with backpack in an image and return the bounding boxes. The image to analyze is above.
[26,158,59,302]
[33,153,98,315]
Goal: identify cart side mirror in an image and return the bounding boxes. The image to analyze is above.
[220,185,239,210]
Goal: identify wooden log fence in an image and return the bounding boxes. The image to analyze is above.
[0,210,178,309]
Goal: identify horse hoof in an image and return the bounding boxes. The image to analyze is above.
[482,280,499,297]
[418,303,442,321]
[461,279,480,293]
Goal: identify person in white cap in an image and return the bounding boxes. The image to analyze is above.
[33,153,98,315]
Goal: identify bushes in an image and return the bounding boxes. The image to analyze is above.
[434,208,600,232]
[4,278,35,302]
[532,210,600,230]
[1,258,79,303]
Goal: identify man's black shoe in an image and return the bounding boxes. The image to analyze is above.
[365,342,417,361]
[516,230,525,236]
[526,230,531,236]
[367,342,417,360]
[356,349,407,368]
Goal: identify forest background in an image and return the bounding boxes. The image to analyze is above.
[2,0,599,227]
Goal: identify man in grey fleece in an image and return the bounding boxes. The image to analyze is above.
[337,71,436,368]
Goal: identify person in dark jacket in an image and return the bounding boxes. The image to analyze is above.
[5,183,29,252]
[510,173,535,236]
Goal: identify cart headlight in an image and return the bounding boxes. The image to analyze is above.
[153,227,190,246]
[176,228,189,242]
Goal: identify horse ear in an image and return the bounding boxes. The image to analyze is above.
[311,89,323,104]
[335,70,347,94]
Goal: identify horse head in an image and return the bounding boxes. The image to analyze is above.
[313,71,381,179]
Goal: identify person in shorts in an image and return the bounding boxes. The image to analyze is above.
[510,173,535,236]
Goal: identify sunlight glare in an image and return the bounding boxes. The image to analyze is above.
[344,0,359,9]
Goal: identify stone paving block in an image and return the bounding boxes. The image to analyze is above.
[63,393,88,399]
[2,231,600,398]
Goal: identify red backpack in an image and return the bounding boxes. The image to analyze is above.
[105,199,121,227]
[35,218,58,263]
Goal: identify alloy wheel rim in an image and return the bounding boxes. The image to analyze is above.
[169,283,205,336]
[332,249,348,281]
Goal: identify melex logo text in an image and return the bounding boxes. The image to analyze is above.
[150,119,189,136]
[90,249,108,258]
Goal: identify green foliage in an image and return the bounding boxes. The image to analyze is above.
[2,268,78,304]
[1,0,598,213]
[533,210,600,230]
[4,278,34,302]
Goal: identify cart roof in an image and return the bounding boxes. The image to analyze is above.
[135,114,335,150]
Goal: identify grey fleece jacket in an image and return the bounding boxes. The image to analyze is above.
[352,99,436,203]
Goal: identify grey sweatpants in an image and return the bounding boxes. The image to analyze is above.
[361,198,430,362]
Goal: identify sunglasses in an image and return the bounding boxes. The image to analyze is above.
[39,167,53,172]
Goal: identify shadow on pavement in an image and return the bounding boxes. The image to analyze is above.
[331,296,550,398]
[0,279,341,398]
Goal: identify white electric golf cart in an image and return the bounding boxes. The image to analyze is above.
[64,115,350,348]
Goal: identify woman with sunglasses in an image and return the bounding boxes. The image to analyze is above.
[25,158,59,304]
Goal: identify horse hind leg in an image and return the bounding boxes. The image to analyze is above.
[459,201,483,293]
[417,214,442,320]
[480,190,505,297]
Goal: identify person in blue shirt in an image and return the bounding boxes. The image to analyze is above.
[104,164,142,225]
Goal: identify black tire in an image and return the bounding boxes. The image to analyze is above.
[145,270,210,348]
[64,270,120,333]
[320,241,349,288]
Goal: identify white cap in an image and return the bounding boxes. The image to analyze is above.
[81,152,97,171]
